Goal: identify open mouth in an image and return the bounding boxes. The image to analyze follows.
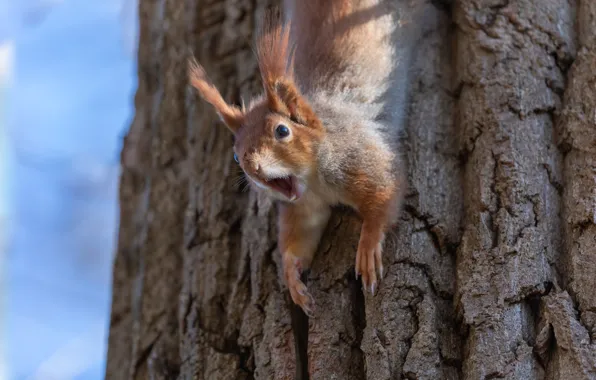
[264,176,303,201]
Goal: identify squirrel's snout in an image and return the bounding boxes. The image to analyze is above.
[245,155,261,176]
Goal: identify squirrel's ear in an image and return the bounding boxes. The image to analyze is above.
[256,11,294,90]
[272,81,322,129]
[188,58,243,133]
[256,14,322,129]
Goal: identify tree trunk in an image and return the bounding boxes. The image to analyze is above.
[105,0,596,379]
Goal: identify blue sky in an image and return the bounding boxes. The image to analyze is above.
[1,0,137,378]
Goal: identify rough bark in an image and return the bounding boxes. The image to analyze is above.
[106,0,596,379]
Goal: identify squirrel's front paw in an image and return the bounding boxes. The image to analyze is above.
[284,255,315,317]
[356,240,383,294]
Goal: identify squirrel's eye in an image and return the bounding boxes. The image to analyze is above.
[233,153,239,163]
[275,124,290,140]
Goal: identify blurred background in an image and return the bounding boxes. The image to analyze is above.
[1,0,138,378]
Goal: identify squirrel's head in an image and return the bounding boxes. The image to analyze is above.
[188,19,324,202]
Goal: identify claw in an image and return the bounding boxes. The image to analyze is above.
[302,295,315,317]
[303,305,314,318]
[285,256,316,317]
[356,239,383,296]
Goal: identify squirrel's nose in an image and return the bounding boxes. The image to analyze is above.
[246,155,260,174]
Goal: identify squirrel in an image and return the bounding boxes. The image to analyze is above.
[189,0,413,317]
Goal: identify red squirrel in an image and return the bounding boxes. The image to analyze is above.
[189,0,410,316]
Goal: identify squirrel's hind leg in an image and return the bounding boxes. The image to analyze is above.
[278,197,331,317]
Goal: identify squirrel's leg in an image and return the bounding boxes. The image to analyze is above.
[354,186,402,293]
[354,170,405,293]
[355,216,386,294]
[278,197,331,317]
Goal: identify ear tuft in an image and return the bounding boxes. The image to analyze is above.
[254,12,321,129]
[256,9,295,88]
[188,57,243,133]
[255,10,295,115]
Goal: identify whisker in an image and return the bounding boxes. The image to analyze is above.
[233,173,246,183]
[232,172,248,190]
[233,181,246,190]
